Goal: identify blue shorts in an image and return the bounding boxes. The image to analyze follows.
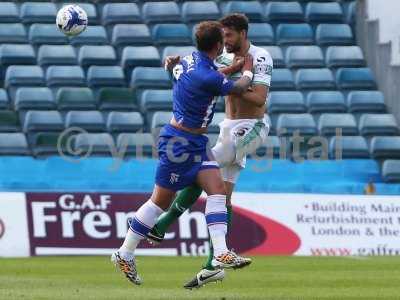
[155,124,219,191]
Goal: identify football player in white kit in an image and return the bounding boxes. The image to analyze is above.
[146,13,273,288]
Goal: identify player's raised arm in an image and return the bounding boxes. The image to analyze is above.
[164,55,181,72]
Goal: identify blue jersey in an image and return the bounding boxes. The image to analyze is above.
[171,51,235,129]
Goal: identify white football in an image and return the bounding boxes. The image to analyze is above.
[56,5,88,36]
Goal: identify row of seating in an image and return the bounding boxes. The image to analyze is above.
[0,2,355,25]
[0,23,355,46]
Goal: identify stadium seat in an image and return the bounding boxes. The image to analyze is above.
[5,66,45,88]
[336,68,377,90]
[152,24,192,46]
[221,1,263,22]
[98,87,138,111]
[78,45,117,67]
[326,46,365,68]
[151,111,173,134]
[285,46,324,68]
[38,45,77,66]
[102,3,141,25]
[276,23,314,45]
[182,1,220,23]
[46,66,86,87]
[316,24,354,46]
[121,46,161,69]
[305,2,343,23]
[23,110,64,132]
[265,1,304,22]
[29,24,68,45]
[306,91,347,113]
[31,132,62,157]
[346,1,356,25]
[14,87,56,111]
[117,133,155,157]
[162,46,197,62]
[0,3,20,23]
[112,24,152,47]
[142,2,181,24]
[0,24,27,44]
[248,23,274,45]
[0,133,29,156]
[359,114,400,136]
[87,66,125,87]
[261,46,285,68]
[0,110,20,132]
[56,88,97,111]
[65,111,106,132]
[382,160,400,183]
[0,44,36,66]
[276,113,317,136]
[106,111,144,133]
[74,133,114,156]
[295,68,335,90]
[258,135,281,158]
[0,89,10,110]
[130,67,171,89]
[69,26,108,46]
[329,136,370,159]
[370,137,400,159]
[139,89,173,113]
[270,69,296,90]
[76,3,98,25]
[318,113,358,136]
[347,91,386,113]
[268,91,306,113]
[20,2,57,24]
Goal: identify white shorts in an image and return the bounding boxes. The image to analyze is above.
[211,118,269,183]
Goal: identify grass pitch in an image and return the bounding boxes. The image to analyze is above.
[0,256,399,300]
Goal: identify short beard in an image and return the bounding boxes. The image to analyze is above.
[226,43,241,53]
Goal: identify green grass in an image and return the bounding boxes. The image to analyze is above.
[1,256,400,300]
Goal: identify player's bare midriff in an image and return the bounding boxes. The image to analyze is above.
[170,116,208,135]
[225,92,265,120]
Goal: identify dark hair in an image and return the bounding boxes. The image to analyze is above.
[219,13,249,33]
[195,21,223,52]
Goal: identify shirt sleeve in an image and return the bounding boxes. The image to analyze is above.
[253,50,273,87]
[204,70,235,96]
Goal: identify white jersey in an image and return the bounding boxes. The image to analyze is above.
[215,44,273,87]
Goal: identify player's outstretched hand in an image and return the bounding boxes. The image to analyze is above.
[242,54,253,72]
[164,56,181,71]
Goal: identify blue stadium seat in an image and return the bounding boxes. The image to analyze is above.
[268,91,306,113]
[46,66,86,87]
[65,111,106,132]
[265,1,304,22]
[248,23,274,45]
[162,46,197,62]
[257,135,281,158]
[0,44,36,66]
[76,3,98,25]
[270,69,296,90]
[306,91,347,113]
[370,137,400,159]
[152,24,192,46]
[346,1,356,25]
[0,3,20,23]
[107,112,144,133]
[78,45,117,67]
[276,23,314,45]
[139,89,173,113]
[56,87,97,111]
[336,68,376,90]
[38,45,77,66]
[316,24,353,46]
[5,66,45,88]
[296,68,335,90]
[121,46,161,69]
[29,24,68,45]
[0,133,30,156]
[69,26,108,46]
[0,110,20,132]
[0,89,10,110]
[359,114,400,136]
[347,91,386,113]
[318,113,358,136]
[15,87,56,111]
[329,136,370,159]
[31,132,64,157]
[102,3,141,25]
[112,24,152,47]
[277,113,317,136]
[285,46,324,68]
[98,88,138,111]
[305,2,343,23]
[87,66,125,87]
[182,1,220,23]
[261,46,285,68]
[20,2,57,24]
[23,110,64,132]
[222,1,263,22]
[130,67,171,89]
[326,46,365,68]
[382,160,400,183]
[0,24,27,43]
[74,133,114,156]
[151,111,173,134]
[117,133,155,157]
[142,2,181,24]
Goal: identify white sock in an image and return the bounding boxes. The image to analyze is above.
[205,194,228,257]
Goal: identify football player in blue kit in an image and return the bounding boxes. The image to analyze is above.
[111,21,255,285]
